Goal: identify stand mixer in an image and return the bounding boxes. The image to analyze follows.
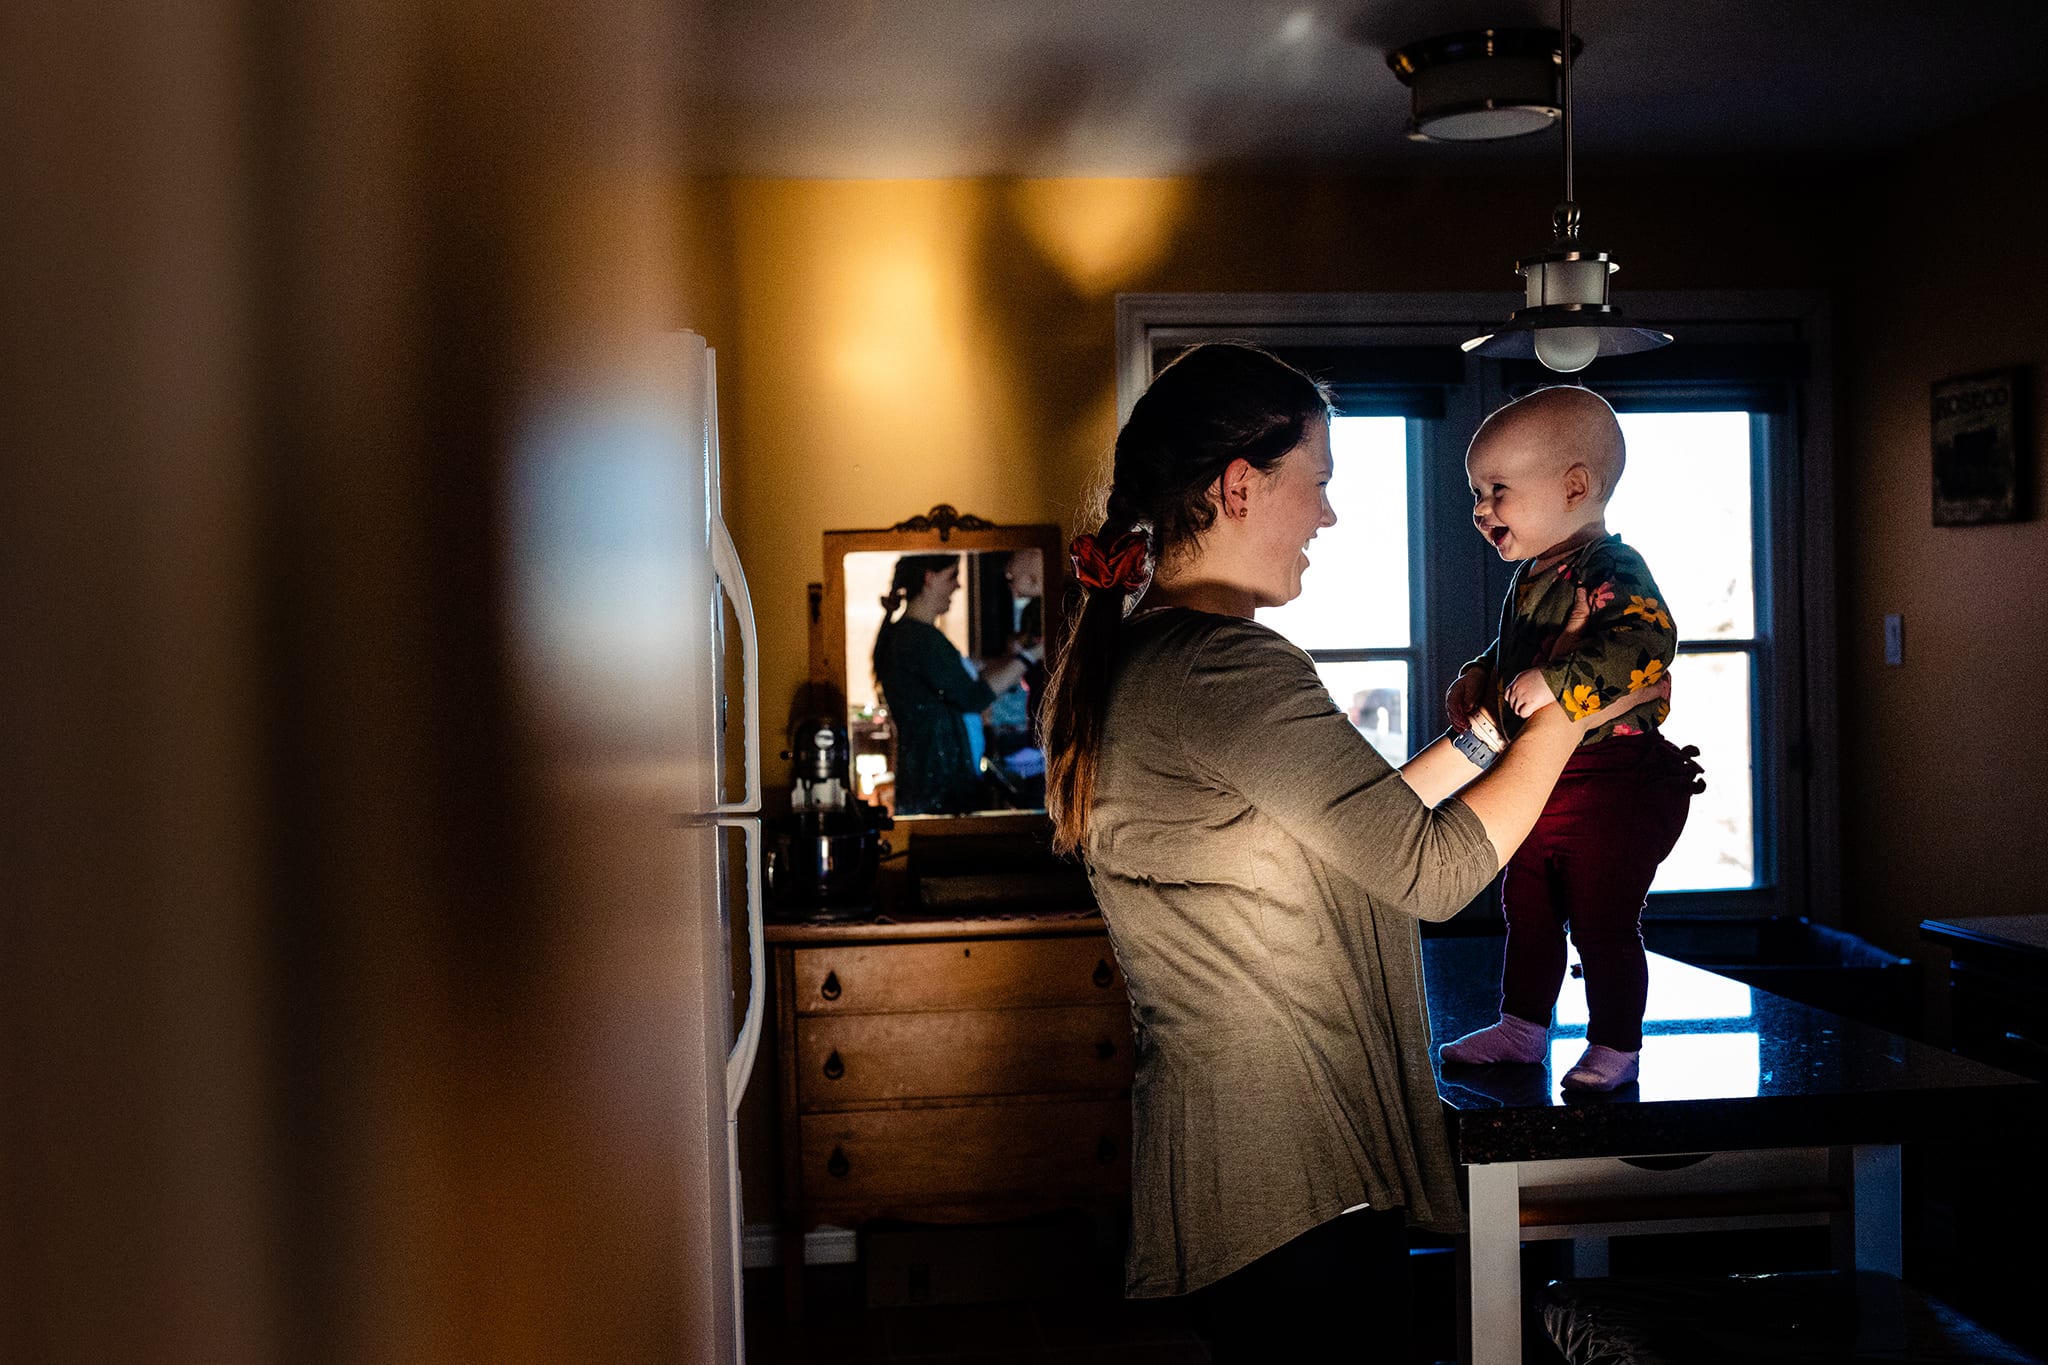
[768,714,892,909]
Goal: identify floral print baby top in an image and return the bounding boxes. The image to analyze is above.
[1478,533,1676,746]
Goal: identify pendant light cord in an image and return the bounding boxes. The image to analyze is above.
[1560,0,1574,211]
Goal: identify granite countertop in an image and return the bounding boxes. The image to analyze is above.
[1424,935,2045,1164]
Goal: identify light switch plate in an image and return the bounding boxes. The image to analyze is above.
[1883,613,1904,666]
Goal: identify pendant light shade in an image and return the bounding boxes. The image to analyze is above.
[1458,0,1672,372]
[1462,205,1672,373]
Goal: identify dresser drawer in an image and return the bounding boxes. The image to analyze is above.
[796,1004,1134,1107]
[791,935,1124,1015]
[801,1099,1130,1209]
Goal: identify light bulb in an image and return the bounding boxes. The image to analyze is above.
[1533,326,1600,372]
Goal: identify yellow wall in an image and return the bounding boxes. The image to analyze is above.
[1836,109,2048,974]
[708,171,1849,784]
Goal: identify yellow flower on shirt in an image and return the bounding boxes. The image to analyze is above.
[1623,595,1672,629]
[1628,659,1666,693]
[1562,684,1604,719]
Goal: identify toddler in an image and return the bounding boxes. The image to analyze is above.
[1438,387,1704,1092]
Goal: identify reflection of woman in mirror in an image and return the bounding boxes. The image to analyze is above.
[984,548,1048,802]
[1004,547,1046,680]
[873,553,1027,814]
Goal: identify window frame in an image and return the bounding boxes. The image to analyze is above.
[1267,412,1425,766]
[1115,291,1838,925]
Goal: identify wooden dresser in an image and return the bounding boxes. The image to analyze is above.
[766,912,1134,1311]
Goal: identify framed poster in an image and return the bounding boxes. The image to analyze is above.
[1931,367,2029,526]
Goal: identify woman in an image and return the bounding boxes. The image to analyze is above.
[1038,344,1663,1361]
[873,554,1027,815]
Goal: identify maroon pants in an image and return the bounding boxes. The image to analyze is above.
[1500,735,1702,1052]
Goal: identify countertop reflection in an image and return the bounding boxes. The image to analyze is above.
[1423,935,2044,1163]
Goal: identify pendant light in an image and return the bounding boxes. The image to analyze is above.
[1461,0,1671,372]
[1386,28,1577,143]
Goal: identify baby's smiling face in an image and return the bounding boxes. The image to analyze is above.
[1466,388,1623,563]
[1465,425,1595,563]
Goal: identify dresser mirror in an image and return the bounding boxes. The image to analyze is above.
[817,507,1065,829]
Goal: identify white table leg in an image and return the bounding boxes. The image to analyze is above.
[1571,1234,1610,1277]
[1853,1143,1903,1277]
[1460,1161,1523,1365]
[1830,1143,1903,1275]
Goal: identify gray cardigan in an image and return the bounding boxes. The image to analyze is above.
[1085,609,1496,1296]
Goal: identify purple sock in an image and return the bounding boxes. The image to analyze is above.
[1560,1044,1640,1092]
[1439,1013,1549,1066]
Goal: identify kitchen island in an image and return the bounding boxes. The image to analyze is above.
[1424,934,2044,1365]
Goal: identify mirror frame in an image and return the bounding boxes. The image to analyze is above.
[816,505,1066,836]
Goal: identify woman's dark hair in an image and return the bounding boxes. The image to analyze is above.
[1039,344,1332,855]
[873,553,959,683]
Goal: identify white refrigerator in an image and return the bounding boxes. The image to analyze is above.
[676,328,764,1364]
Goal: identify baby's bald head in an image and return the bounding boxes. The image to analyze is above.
[1471,386,1626,501]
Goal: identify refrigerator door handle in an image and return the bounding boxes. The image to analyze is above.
[711,522,761,817]
[720,815,765,1113]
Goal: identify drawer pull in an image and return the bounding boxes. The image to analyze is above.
[1092,959,1114,989]
[1094,1040,1116,1060]
[822,1049,845,1080]
[827,1145,850,1178]
[1095,1135,1117,1164]
[821,970,842,1001]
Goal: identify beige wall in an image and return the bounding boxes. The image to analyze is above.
[1836,109,2048,969]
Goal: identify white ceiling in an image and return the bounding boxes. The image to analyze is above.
[686,0,2048,177]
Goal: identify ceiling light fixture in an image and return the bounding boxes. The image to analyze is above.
[1459,0,1671,373]
[1385,28,1576,143]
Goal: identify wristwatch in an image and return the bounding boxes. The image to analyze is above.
[1447,725,1501,770]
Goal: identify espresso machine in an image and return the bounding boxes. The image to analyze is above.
[767,714,891,910]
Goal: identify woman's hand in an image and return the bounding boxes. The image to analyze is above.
[1545,587,1595,660]
[1445,663,1490,731]
[1591,672,1673,730]
[1510,665,1672,730]
[980,656,1028,693]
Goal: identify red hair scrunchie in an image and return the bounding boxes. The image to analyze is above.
[1070,529,1150,592]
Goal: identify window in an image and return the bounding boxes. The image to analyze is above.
[1119,294,1836,921]
[1606,411,1758,892]
[1259,416,1415,764]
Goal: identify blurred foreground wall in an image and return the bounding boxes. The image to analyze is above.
[0,2,722,1360]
